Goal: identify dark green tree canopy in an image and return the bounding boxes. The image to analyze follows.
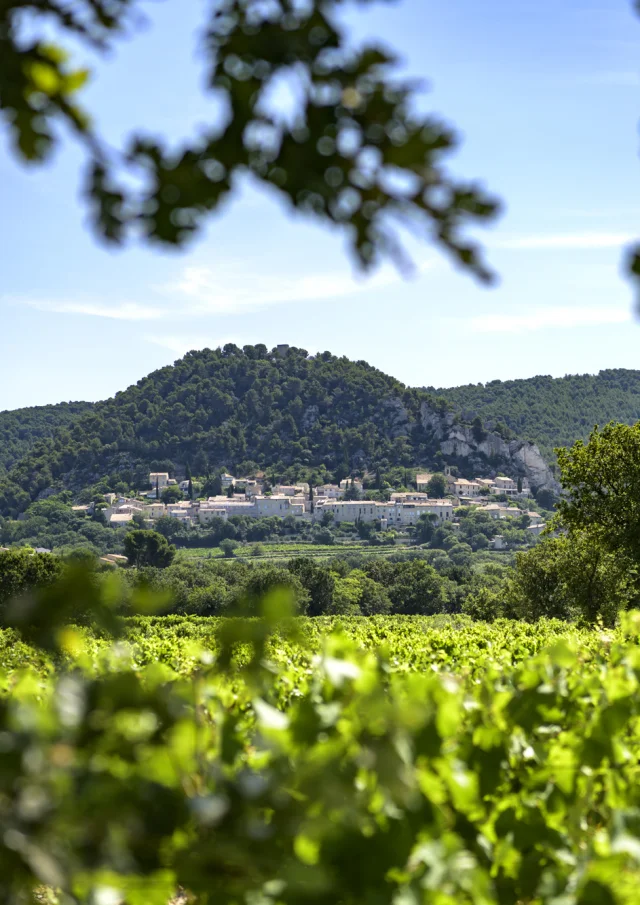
[161,485,184,505]
[426,473,447,499]
[0,402,91,476]
[123,529,176,568]
[555,421,640,562]
[0,548,63,609]
[0,0,498,278]
[288,556,335,616]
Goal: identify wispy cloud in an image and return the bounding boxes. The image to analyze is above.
[14,298,166,321]
[6,255,429,324]
[470,306,632,335]
[161,259,425,315]
[494,232,635,250]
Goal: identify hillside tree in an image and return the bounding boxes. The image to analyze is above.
[555,422,640,562]
[426,473,447,498]
[123,529,176,568]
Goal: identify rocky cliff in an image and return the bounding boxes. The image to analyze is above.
[419,402,558,492]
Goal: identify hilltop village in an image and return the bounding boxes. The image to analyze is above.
[82,469,545,541]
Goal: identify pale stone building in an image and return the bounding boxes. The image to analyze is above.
[478,503,522,520]
[206,496,256,518]
[390,492,430,503]
[255,495,301,517]
[494,476,518,496]
[107,512,133,527]
[149,472,170,490]
[315,500,383,524]
[315,499,454,526]
[314,484,343,500]
[198,505,229,524]
[388,501,454,527]
[244,480,263,498]
[274,484,309,497]
[452,479,482,498]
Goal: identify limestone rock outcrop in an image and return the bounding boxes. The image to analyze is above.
[419,401,558,491]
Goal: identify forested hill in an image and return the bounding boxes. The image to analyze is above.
[431,369,640,461]
[0,345,460,516]
[0,401,92,475]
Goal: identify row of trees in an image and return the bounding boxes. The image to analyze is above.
[100,553,505,619]
[0,540,527,622]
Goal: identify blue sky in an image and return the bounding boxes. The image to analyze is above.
[2,0,640,410]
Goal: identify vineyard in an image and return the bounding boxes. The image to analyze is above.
[0,613,611,682]
[2,596,640,904]
[175,542,402,564]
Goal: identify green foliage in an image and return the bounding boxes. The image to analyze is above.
[1,0,498,277]
[535,487,557,509]
[363,558,451,615]
[0,12,93,163]
[498,423,640,626]
[0,609,615,681]
[5,572,640,904]
[331,573,366,614]
[123,529,176,569]
[170,555,461,618]
[288,556,336,616]
[220,538,240,558]
[454,509,507,550]
[0,548,62,609]
[0,402,90,475]
[426,472,447,498]
[350,569,392,615]
[2,543,517,622]
[161,484,183,504]
[414,512,437,544]
[312,526,335,545]
[556,421,640,561]
[472,414,486,442]
[343,481,361,501]
[462,586,505,622]
[503,536,637,624]
[203,473,223,497]
[0,497,123,555]
[240,567,309,615]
